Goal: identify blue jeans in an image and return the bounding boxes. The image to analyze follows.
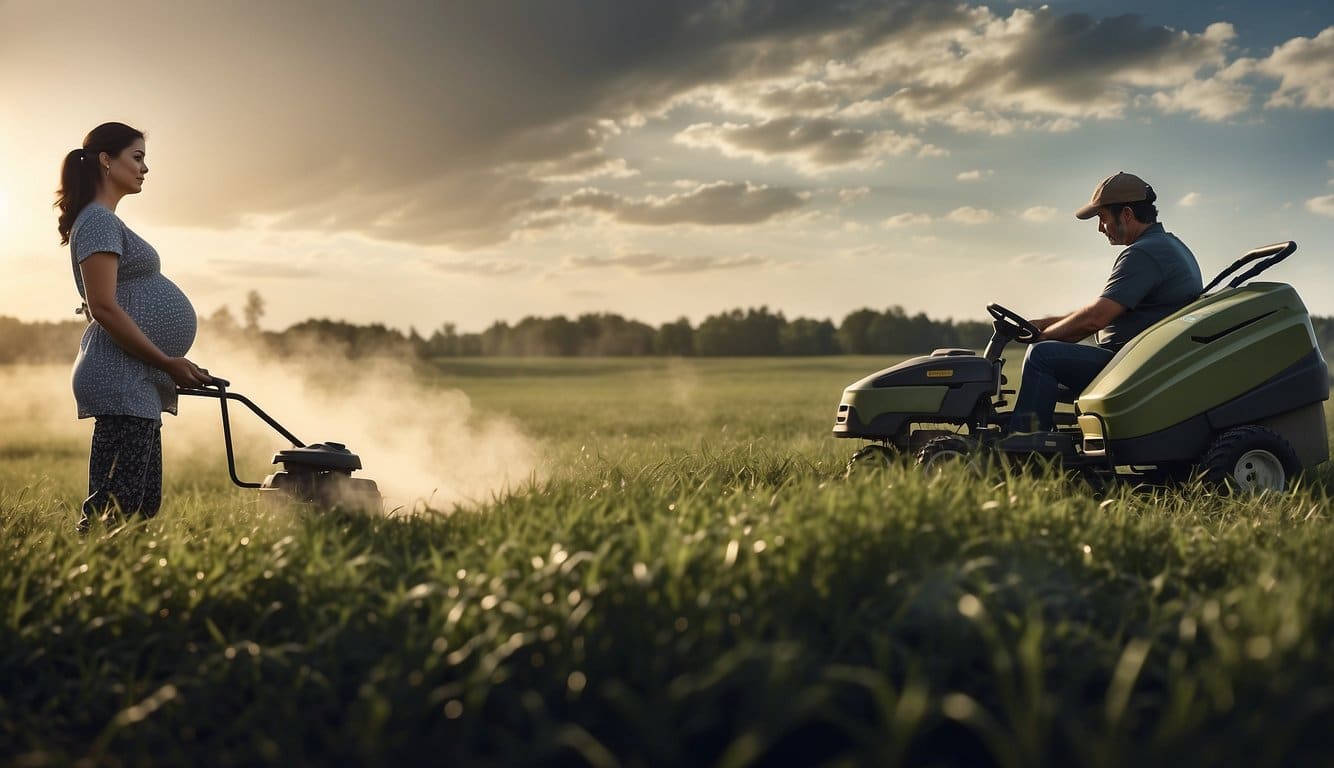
[1008,341,1115,432]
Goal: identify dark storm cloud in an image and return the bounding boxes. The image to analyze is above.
[882,11,1236,120]
[15,0,977,247]
[12,0,1295,248]
[1008,13,1216,92]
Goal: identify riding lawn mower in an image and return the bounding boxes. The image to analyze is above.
[832,241,1330,491]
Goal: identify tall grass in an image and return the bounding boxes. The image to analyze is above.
[2,358,1332,766]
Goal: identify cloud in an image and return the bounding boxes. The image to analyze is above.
[10,1,1318,253]
[675,117,923,172]
[1179,192,1202,207]
[558,181,807,226]
[1010,252,1064,266]
[430,259,531,277]
[528,155,640,183]
[956,169,993,182]
[946,206,996,224]
[207,258,320,279]
[561,251,768,274]
[836,12,1242,129]
[1150,67,1254,120]
[749,81,846,117]
[252,170,547,250]
[21,0,875,248]
[563,252,672,271]
[1306,195,1334,218]
[1020,206,1058,222]
[882,212,932,228]
[1257,27,1334,109]
[988,16,1235,109]
[838,186,871,203]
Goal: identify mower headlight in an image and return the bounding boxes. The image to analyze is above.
[1078,414,1106,456]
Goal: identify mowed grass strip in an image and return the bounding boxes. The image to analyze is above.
[1,357,1332,767]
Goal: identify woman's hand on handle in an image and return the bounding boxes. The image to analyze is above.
[164,358,212,388]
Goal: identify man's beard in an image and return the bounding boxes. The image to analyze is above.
[1106,219,1125,244]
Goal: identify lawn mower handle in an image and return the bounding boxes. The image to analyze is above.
[177,378,305,489]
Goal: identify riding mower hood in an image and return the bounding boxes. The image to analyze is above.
[832,241,1329,491]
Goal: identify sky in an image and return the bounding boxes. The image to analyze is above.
[2,0,1332,334]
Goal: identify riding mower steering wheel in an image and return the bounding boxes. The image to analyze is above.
[986,303,1041,344]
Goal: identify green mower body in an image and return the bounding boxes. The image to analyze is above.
[833,241,1330,487]
[833,350,1002,450]
[1077,282,1328,471]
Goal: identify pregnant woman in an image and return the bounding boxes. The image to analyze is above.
[56,122,213,532]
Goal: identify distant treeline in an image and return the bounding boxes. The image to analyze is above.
[6,307,1334,362]
[421,306,994,357]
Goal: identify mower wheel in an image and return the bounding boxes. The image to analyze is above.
[1200,425,1300,493]
[916,435,981,476]
[846,444,895,475]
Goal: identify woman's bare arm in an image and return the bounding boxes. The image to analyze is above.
[79,252,212,388]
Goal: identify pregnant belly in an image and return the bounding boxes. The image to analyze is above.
[123,275,198,358]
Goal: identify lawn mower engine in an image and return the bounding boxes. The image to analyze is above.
[179,379,383,515]
[261,442,382,514]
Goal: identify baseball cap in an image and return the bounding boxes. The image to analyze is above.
[1075,172,1154,220]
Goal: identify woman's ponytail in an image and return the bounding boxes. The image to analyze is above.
[56,148,96,245]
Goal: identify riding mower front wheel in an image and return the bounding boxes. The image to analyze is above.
[846,443,895,475]
[916,435,985,477]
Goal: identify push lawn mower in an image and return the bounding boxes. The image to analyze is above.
[832,241,1330,491]
[178,378,383,513]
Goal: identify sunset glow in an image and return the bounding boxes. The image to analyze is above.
[2,0,1331,333]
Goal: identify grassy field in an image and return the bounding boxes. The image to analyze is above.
[2,356,1333,767]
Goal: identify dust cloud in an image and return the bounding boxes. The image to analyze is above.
[181,338,543,513]
[666,356,700,412]
[0,364,92,449]
[1,342,544,514]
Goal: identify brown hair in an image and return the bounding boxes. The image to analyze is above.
[55,122,145,245]
[1105,199,1158,225]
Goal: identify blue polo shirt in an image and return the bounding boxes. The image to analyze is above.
[1097,223,1202,350]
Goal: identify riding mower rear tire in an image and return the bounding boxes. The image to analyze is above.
[1200,425,1300,493]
